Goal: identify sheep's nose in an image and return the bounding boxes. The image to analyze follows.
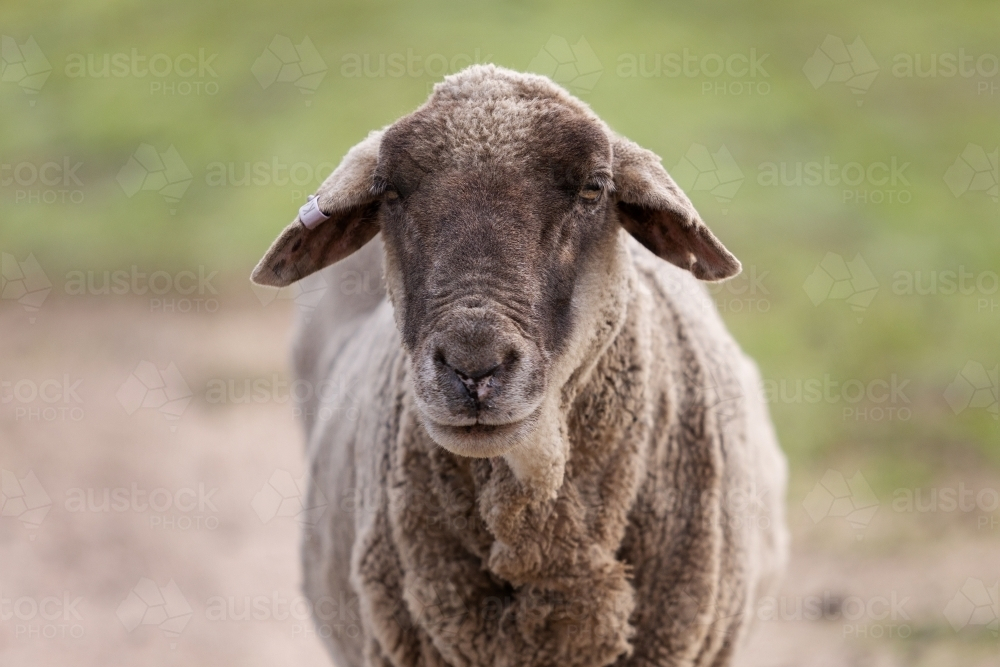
[438,355,507,406]
[455,363,501,402]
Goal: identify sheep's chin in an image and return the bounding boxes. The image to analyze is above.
[418,409,542,459]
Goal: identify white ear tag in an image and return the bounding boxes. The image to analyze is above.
[298,195,330,229]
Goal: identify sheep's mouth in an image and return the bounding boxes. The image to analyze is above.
[419,410,541,458]
[430,416,525,439]
[454,420,519,436]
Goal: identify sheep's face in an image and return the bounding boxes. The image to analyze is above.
[252,65,740,469]
[374,95,620,458]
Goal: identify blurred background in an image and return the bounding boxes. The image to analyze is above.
[1,1,998,665]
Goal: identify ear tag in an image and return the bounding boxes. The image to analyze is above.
[298,195,330,229]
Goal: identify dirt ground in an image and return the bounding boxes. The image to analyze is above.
[2,294,998,666]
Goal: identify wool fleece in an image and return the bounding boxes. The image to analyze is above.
[252,65,788,667]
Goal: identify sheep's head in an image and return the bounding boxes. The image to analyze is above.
[253,65,740,486]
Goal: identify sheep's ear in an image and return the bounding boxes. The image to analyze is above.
[251,130,383,287]
[611,134,741,281]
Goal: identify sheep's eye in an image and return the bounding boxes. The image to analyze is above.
[579,185,603,202]
[384,189,399,201]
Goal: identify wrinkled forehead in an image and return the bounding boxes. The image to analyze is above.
[376,92,612,183]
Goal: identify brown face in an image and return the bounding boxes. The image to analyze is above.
[373,100,618,456]
[251,65,741,466]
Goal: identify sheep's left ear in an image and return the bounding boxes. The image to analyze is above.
[251,130,383,287]
[611,134,741,281]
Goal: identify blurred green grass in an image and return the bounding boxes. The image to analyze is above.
[2,0,998,482]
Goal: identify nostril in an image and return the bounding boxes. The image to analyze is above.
[453,364,500,402]
[435,347,501,382]
[437,355,505,406]
[454,364,501,384]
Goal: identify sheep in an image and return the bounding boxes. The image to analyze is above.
[251,64,788,667]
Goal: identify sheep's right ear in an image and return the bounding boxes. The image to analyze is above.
[251,130,383,287]
[611,134,741,281]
